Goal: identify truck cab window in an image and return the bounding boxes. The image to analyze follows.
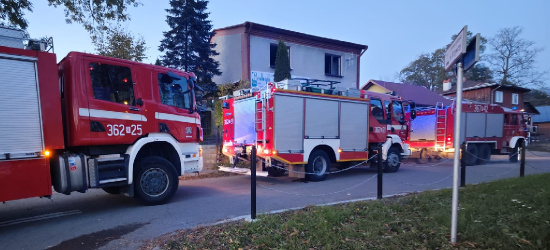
[89,63,134,105]
[370,99,384,121]
[158,72,191,109]
[392,101,404,123]
[511,114,518,125]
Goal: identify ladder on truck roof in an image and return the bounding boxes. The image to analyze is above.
[434,102,447,151]
[255,92,267,149]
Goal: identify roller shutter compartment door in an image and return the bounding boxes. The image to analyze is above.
[0,56,44,160]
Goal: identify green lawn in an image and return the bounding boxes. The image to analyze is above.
[154,174,550,249]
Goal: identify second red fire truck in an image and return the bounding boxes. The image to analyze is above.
[409,102,528,165]
[221,80,413,181]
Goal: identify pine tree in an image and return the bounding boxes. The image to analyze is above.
[159,0,221,98]
[274,40,291,82]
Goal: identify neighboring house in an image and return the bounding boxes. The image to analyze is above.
[211,22,368,89]
[360,80,453,107]
[440,81,531,111]
[532,106,550,139]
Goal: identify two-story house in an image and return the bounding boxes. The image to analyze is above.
[440,81,531,111]
[211,22,368,89]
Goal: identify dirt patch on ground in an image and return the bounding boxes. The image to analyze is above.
[47,222,148,250]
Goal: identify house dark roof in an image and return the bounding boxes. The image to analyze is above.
[214,22,368,53]
[361,80,453,107]
[533,106,550,123]
[440,81,530,95]
[523,102,540,115]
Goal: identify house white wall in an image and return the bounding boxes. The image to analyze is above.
[249,36,359,89]
[211,33,242,85]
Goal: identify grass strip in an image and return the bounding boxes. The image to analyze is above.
[156,173,550,249]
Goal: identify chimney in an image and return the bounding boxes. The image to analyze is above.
[443,79,452,91]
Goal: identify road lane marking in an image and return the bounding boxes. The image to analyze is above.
[0,210,82,227]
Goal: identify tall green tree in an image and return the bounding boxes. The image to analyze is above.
[400,32,492,90]
[0,0,139,35]
[400,49,446,90]
[487,26,545,87]
[159,0,221,99]
[524,88,550,106]
[94,25,147,62]
[274,39,291,82]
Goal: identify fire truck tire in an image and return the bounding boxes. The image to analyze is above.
[509,144,521,163]
[477,144,491,165]
[465,144,479,166]
[134,156,179,205]
[305,150,329,181]
[384,147,401,173]
[102,187,120,195]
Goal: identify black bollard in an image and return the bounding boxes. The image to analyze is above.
[460,143,466,187]
[251,146,257,219]
[377,145,383,199]
[520,141,526,177]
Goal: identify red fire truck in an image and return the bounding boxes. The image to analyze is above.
[409,102,528,165]
[221,80,413,181]
[0,33,202,205]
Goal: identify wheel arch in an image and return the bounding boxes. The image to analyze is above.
[126,133,184,184]
[509,136,525,149]
[311,145,336,163]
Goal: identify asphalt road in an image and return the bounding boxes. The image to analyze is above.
[1,151,549,249]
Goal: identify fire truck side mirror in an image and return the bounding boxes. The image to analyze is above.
[136,98,144,106]
[410,101,417,120]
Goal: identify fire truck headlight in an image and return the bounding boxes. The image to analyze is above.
[223,146,228,153]
[263,149,269,154]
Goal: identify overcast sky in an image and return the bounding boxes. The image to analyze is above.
[25,0,549,87]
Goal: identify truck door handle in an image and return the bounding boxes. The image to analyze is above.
[129,107,140,111]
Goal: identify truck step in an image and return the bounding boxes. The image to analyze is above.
[89,155,129,188]
[218,166,268,177]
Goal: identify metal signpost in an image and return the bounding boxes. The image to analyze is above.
[445,25,480,244]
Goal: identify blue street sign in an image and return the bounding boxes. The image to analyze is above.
[463,33,480,72]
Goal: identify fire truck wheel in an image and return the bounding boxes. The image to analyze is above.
[306,150,329,181]
[509,144,521,163]
[384,147,401,173]
[477,144,491,165]
[102,187,120,195]
[134,156,179,205]
[465,144,479,166]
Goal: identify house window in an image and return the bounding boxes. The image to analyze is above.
[495,90,503,103]
[512,93,519,105]
[270,43,290,67]
[325,54,341,76]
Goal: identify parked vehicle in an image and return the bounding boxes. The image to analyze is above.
[0,28,202,205]
[409,102,528,165]
[220,79,413,181]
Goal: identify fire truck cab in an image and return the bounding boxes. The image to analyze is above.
[0,31,203,205]
[221,80,412,181]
